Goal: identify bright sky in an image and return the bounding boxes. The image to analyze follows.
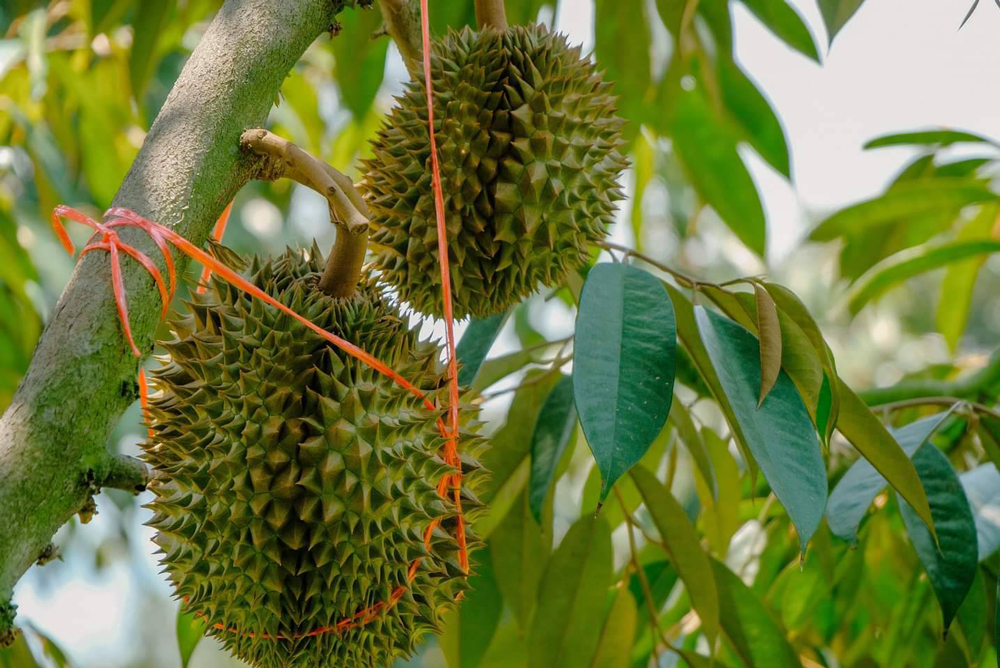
[13,2,1000,666]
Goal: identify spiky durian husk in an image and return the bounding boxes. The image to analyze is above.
[143,246,486,668]
[363,23,628,319]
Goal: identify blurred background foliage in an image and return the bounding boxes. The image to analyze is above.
[2,0,1000,667]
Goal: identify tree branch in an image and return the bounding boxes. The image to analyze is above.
[859,348,1000,406]
[95,454,152,494]
[0,0,344,630]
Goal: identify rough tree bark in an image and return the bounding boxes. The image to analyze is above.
[0,0,351,634]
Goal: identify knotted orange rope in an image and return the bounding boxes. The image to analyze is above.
[53,0,467,639]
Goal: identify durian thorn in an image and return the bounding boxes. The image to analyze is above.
[419,0,468,574]
[196,201,234,295]
[240,129,370,232]
[475,0,508,30]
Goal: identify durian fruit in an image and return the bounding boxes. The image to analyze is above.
[143,245,485,668]
[364,23,628,319]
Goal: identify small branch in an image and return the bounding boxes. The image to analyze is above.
[96,453,152,494]
[376,0,423,78]
[874,396,1000,423]
[598,241,700,289]
[859,348,1000,407]
[240,129,369,233]
[617,487,674,658]
[241,129,370,297]
[475,0,509,30]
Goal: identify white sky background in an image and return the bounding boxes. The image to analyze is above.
[12,1,1000,666]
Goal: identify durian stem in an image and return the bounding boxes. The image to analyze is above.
[240,129,370,234]
[475,0,508,30]
[318,222,369,298]
[376,0,423,79]
[240,129,371,298]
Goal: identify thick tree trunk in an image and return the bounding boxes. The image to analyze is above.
[0,0,343,623]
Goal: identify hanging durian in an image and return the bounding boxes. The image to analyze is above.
[364,23,629,319]
[144,123,486,668]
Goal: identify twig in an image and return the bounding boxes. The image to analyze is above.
[475,0,508,30]
[873,396,1000,423]
[859,348,1000,406]
[240,128,368,232]
[240,129,369,297]
[617,486,675,659]
[597,240,701,289]
[97,453,152,494]
[478,354,573,400]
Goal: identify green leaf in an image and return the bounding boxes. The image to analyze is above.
[834,380,937,542]
[594,0,651,139]
[22,624,69,668]
[844,239,1000,314]
[0,633,40,668]
[669,69,767,256]
[717,58,790,178]
[528,515,613,668]
[763,283,839,438]
[632,466,720,642]
[477,372,562,537]
[697,427,742,556]
[938,204,999,352]
[960,464,1000,561]
[995,578,999,668]
[331,6,389,118]
[739,291,823,426]
[818,0,865,43]
[898,442,978,631]
[574,263,677,500]
[628,560,677,635]
[129,0,176,99]
[711,559,800,667]
[441,549,504,668]
[826,412,952,543]
[491,491,550,633]
[631,132,655,247]
[696,306,827,549]
[864,129,999,150]
[588,587,637,668]
[664,283,758,481]
[956,569,986,659]
[457,312,508,387]
[810,180,998,242]
[669,400,717,501]
[753,284,782,406]
[529,375,577,522]
[738,0,820,62]
[176,608,206,668]
[504,0,552,24]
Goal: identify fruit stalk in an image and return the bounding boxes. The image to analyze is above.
[475,0,508,30]
[318,216,369,297]
[240,128,370,297]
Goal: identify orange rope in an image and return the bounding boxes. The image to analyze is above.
[419,0,467,573]
[197,200,233,294]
